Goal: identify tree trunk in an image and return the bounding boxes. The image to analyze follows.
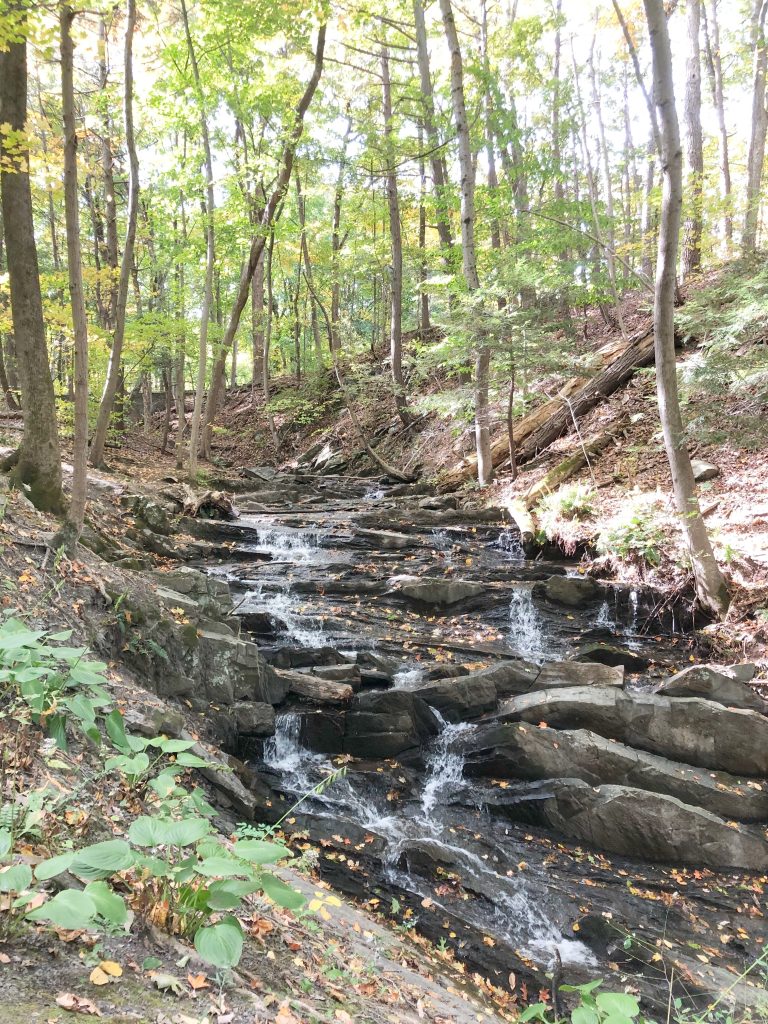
[643,0,730,619]
[0,13,63,513]
[98,18,119,331]
[89,0,139,469]
[180,0,216,477]
[417,125,430,333]
[58,4,89,545]
[174,200,187,468]
[330,113,352,354]
[439,0,493,486]
[682,0,704,277]
[381,45,410,426]
[744,0,768,253]
[413,0,454,261]
[262,228,279,448]
[701,0,732,250]
[296,173,323,373]
[251,253,265,401]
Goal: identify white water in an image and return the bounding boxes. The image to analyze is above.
[392,666,426,689]
[241,581,330,647]
[508,585,549,661]
[363,485,385,502]
[421,713,473,819]
[241,524,323,562]
[495,530,525,560]
[594,599,615,629]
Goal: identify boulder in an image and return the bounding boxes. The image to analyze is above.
[464,722,768,822]
[398,577,486,606]
[229,701,276,736]
[574,643,649,673]
[436,659,540,699]
[691,459,720,482]
[537,660,624,689]
[344,690,440,758]
[276,668,354,705]
[152,567,234,619]
[524,780,768,871]
[239,610,289,639]
[413,676,497,722]
[654,664,767,712]
[356,528,416,549]
[196,631,288,706]
[533,575,602,607]
[133,496,175,535]
[498,686,768,776]
[307,664,362,685]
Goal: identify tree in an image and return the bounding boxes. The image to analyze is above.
[743,0,768,253]
[439,0,493,487]
[89,0,139,469]
[682,0,703,277]
[0,8,63,513]
[57,3,89,545]
[642,0,730,619]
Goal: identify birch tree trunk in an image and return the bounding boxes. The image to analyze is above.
[0,11,63,513]
[58,4,89,545]
[439,0,493,486]
[381,45,410,426]
[180,0,215,476]
[743,0,768,253]
[701,0,732,251]
[682,0,704,277]
[643,0,730,619]
[89,0,139,469]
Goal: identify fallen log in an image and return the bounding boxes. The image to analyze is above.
[439,329,654,492]
[276,669,354,705]
[523,416,628,508]
[504,498,537,553]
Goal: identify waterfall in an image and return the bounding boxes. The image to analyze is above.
[508,585,549,661]
[251,527,321,562]
[242,581,329,647]
[421,713,473,819]
[495,529,524,560]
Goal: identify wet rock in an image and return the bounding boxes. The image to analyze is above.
[197,631,288,706]
[398,577,486,606]
[307,664,362,686]
[132,495,175,535]
[537,661,624,689]
[356,528,417,549]
[574,643,650,673]
[357,651,400,678]
[447,660,541,699]
[262,646,352,669]
[691,459,720,482]
[423,664,470,681]
[524,780,768,871]
[413,676,497,722]
[533,575,603,607]
[464,722,768,822]
[499,686,768,776]
[653,664,766,712]
[276,669,354,705]
[297,708,346,753]
[239,610,289,639]
[418,495,458,511]
[344,690,440,757]
[228,701,275,736]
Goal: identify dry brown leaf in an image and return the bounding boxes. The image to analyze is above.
[275,1002,301,1024]
[55,993,102,1016]
[187,973,210,991]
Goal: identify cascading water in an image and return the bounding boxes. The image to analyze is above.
[241,581,329,647]
[249,526,322,562]
[494,529,524,560]
[421,713,474,819]
[508,584,549,661]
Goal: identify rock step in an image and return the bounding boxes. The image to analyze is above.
[463,721,768,822]
[498,686,768,777]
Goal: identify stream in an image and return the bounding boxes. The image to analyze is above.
[193,472,766,1016]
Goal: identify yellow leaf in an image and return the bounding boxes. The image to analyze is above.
[89,967,110,986]
[99,961,122,978]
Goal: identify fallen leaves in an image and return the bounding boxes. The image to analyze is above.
[56,993,102,1016]
[89,961,122,986]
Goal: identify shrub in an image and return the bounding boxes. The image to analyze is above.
[597,499,667,567]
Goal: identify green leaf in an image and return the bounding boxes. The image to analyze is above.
[0,828,11,857]
[35,851,75,881]
[105,710,130,751]
[194,916,243,969]
[259,872,305,910]
[27,889,97,929]
[233,839,291,866]
[0,863,32,893]
[519,1004,549,1023]
[128,816,210,848]
[174,753,210,768]
[206,879,261,911]
[84,881,129,926]
[195,856,252,878]
[105,752,150,778]
[572,1007,599,1024]
[595,994,640,1019]
[147,738,195,753]
[63,693,98,724]
[47,714,68,751]
[70,839,133,880]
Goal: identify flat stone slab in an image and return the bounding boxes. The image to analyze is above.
[465,721,768,822]
[498,686,768,776]
[398,578,486,606]
[654,663,767,712]
[537,661,624,689]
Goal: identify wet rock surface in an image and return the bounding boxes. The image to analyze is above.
[147,468,768,1015]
